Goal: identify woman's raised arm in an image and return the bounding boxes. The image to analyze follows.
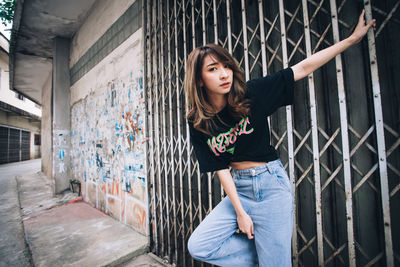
[291,10,376,82]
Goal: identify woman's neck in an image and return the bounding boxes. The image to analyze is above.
[208,94,227,113]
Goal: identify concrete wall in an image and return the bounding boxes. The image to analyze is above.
[52,38,71,193]
[70,0,135,68]
[0,111,40,133]
[30,131,39,159]
[0,38,41,163]
[69,0,147,235]
[41,73,52,182]
[0,46,42,118]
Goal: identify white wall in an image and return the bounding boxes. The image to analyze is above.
[69,0,147,235]
[70,0,136,68]
[0,35,42,117]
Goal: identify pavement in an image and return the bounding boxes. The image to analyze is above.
[0,159,32,267]
[0,159,172,267]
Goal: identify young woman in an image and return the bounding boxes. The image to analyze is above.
[184,10,375,267]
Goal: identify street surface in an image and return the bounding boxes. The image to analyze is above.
[0,159,171,267]
[0,159,39,266]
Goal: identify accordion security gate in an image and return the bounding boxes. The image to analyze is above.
[143,0,399,266]
[0,126,31,164]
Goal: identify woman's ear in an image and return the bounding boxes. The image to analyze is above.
[199,79,204,87]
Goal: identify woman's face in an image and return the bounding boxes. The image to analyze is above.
[199,55,233,98]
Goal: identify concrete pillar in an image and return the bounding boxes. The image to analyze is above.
[52,37,71,193]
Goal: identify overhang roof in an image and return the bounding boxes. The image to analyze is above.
[0,100,41,121]
[9,0,97,104]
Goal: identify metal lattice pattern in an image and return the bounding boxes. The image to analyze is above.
[144,0,400,266]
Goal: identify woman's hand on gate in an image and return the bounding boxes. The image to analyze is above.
[237,212,254,239]
[291,9,376,82]
[349,10,376,45]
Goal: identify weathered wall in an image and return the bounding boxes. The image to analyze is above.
[0,49,9,91]
[0,48,42,118]
[30,132,37,159]
[69,0,136,68]
[52,38,72,193]
[0,111,40,133]
[69,0,147,235]
[41,72,52,182]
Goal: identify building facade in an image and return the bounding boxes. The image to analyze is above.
[0,32,41,164]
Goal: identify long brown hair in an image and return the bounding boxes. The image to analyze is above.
[184,44,251,136]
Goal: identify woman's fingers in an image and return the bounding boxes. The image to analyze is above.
[360,9,376,30]
[247,232,253,239]
[368,18,377,30]
[359,9,365,23]
[237,212,255,239]
[247,221,254,239]
[246,226,254,239]
[349,10,376,44]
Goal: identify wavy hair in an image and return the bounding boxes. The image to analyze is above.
[184,44,251,136]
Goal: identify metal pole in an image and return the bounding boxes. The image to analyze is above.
[363,2,394,266]
[167,0,178,263]
[159,0,171,260]
[258,0,267,75]
[158,1,171,257]
[211,0,224,201]
[191,1,204,255]
[191,0,196,49]
[241,0,250,81]
[257,0,272,156]
[301,0,324,265]
[153,0,164,255]
[182,1,194,266]
[201,0,206,45]
[213,0,218,45]
[329,1,356,265]
[278,0,298,265]
[226,0,232,54]
[200,0,213,217]
[147,0,158,253]
[173,0,186,265]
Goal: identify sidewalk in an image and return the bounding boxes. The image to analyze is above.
[17,170,170,267]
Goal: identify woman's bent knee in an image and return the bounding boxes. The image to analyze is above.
[187,232,212,260]
[187,234,195,256]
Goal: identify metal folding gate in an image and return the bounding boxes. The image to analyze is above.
[0,126,31,164]
[144,0,399,266]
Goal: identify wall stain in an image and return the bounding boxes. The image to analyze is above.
[71,69,146,232]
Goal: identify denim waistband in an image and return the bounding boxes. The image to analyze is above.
[231,159,280,177]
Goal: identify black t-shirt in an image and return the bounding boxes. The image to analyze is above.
[188,67,294,173]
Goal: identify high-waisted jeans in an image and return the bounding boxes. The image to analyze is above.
[187,159,294,267]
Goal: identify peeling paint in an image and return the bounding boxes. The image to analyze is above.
[71,68,146,233]
[53,130,70,176]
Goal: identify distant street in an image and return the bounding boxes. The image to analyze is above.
[0,159,39,267]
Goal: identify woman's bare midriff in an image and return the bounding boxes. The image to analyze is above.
[229,161,267,170]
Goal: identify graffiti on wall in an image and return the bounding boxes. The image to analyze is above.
[71,69,146,232]
[53,129,70,175]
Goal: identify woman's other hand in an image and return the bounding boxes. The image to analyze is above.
[237,212,254,239]
[349,10,376,45]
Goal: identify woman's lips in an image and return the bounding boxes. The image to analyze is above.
[221,82,231,88]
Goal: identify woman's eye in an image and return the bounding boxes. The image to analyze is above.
[209,67,216,71]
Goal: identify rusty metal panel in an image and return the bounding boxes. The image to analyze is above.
[144,0,400,266]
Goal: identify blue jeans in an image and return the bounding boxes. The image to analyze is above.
[187,159,294,267]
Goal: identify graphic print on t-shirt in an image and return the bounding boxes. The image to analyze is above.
[206,116,254,156]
